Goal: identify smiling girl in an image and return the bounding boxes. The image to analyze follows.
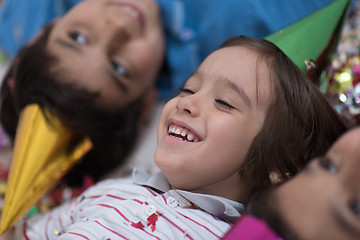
[0,36,346,240]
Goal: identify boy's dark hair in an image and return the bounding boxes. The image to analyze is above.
[0,24,145,186]
[220,36,347,202]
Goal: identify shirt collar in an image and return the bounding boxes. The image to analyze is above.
[132,169,244,223]
[132,168,171,192]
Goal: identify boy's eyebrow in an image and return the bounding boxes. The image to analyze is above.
[54,37,128,93]
[54,38,83,53]
[107,69,128,93]
[223,78,251,107]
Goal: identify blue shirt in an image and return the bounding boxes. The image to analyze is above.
[0,0,335,99]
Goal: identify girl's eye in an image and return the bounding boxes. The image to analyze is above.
[215,99,234,109]
[179,88,194,95]
[319,157,337,173]
[69,31,87,45]
[349,199,360,218]
[111,61,128,77]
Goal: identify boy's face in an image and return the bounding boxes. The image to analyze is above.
[155,47,272,198]
[274,128,360,240]
[47,0,164,110]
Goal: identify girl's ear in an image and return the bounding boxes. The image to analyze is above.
[137,87,158,128]
[269,171,284,184]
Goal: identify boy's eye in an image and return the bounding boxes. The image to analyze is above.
[111,61,128,77]
[319,157,337,173]
[69,31,87,45]
[349,199,360,218]
[179,88,194,95]
[215,99,234,109]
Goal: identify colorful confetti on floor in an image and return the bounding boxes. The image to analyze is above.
[322,0,360,126]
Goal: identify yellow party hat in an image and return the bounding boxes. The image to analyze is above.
[0,104,92,234]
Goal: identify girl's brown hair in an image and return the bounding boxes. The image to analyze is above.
[220,36,347,202]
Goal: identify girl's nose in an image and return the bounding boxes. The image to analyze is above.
[176,94,200,117]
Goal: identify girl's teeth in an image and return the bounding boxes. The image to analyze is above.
[168,125,200,142]
[187,133,194,141]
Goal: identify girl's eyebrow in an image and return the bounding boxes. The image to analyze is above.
[190,71,252,107]
[222,78,251,107]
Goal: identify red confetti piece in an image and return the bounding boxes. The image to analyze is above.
[131,221,145,230]
[147,213,158,232]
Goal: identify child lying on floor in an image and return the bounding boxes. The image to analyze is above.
[1,0,165,187]
[236,127,360,240]
[0,35,346,239]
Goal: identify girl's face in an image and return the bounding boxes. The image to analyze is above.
[274,128,360,240]
[155,47,272,200]
[47,0,164,109]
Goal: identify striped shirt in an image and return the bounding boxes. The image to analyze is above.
[17,170,243,239]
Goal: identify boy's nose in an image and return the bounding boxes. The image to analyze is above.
[105,16,133,38]
[101,9,144,42]
[96,17,136,52]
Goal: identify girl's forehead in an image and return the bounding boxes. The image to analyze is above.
[199,47,267,79]
[210,46,260,61]
[181,46,273,112]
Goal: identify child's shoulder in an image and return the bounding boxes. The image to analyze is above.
[87,175,134,191]
[81,174,153,198]
[97,175,134,186]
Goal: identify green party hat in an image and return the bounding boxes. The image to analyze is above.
[266,0,351,73]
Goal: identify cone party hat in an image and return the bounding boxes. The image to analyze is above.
[0,104,92,234]
[265,0,351,73]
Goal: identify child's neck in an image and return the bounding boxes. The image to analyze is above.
[192,173,247,203]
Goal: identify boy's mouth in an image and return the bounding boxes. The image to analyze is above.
[109,1,145,31]
[168,124,200,142]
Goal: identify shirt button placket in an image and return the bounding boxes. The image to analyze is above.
[167,196,178,208]
[144,204,157,217]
